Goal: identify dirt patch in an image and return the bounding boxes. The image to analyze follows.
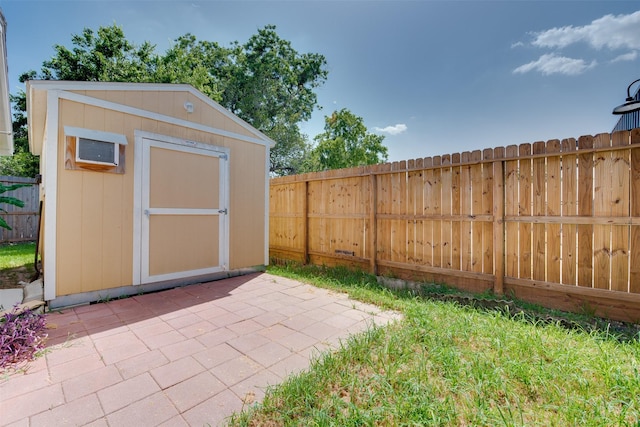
[0,266,37,289]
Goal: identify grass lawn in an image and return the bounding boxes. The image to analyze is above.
[0,242,37,287]
[228,264,640,426]
[0,242,36,270]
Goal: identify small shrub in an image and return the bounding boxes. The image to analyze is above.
[0,306,47,372]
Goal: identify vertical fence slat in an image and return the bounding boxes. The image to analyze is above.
[492,148,504,294]
[610,131,630,292]
[518,144,532,279]
[546,140,561,283]
[532,141,546,282]
[577,135,594,287]
[470,150,483,273]
[631,129,640,294]
[482,148,494,275]
[505,145,519,277]
[561,138,577,286]
[431,157,442,268]
[451,153,461,270]
[460,152,472,272]
[593,133,612,289]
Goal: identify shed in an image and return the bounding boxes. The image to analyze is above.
[27,81,274,308]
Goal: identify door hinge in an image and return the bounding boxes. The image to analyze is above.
[219,153,228,160]
[218,208,228,214]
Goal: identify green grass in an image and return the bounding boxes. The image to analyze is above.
[0,242,36,270]
[227,263,640,426]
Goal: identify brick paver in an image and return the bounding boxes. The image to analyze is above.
[0,272,400,426]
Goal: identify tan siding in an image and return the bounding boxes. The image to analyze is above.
[54,89,267,297]
[228,139,267,269]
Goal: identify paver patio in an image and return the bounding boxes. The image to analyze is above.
[0,272,400,426]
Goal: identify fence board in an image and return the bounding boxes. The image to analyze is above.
[577,135,594,287]
[561,138,577,286]
[519,144,532,280]
[631,131,640,293]
[482,149,494,274]
[593,133,612,290]
[505,145,519,277]
[546,140,561,283]
[431,156,442,268]
[532,141,546,282]
[610,132,630,292]
[0,176,40,243]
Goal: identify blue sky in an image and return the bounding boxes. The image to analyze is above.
[1,0,639,161]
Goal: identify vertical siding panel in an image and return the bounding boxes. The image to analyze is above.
[81,172,105,292]
[546,140,561,284]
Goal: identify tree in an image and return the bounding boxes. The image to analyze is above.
[0,87,39,177]
[302,109,388,172]
[10,24,328,176]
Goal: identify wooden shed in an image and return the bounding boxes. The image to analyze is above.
[27,81,274,308]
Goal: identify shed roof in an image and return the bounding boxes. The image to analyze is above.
[26,80,276,155]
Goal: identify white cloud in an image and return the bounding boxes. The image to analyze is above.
[511,41,524,48]
[513,53,596,76]
[611,51,638,63]
[531,10,640,50]
[374,124,407,135]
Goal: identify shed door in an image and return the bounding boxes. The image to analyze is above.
[139,136,228,285]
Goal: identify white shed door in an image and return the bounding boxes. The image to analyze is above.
[137,135,228,285]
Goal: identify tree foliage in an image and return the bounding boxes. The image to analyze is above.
[302,109,388,172]
[10,24,328,176]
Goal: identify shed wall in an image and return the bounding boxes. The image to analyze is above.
[53,93,266,297]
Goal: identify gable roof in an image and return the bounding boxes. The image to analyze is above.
[26,80,276,155]
[0,9,13,156]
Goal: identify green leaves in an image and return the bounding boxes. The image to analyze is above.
[303,109,389,172]
[0,183,30,230]
[15,23,329,176]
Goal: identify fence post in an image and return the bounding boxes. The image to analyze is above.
[369,173,377,275]
[492,151,505,295]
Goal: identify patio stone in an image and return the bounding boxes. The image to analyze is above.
[0,272,400,426]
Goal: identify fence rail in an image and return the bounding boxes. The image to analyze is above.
[270,129,640,323]
[0,175,40,243]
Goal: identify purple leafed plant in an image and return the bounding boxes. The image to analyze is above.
[0,306,48,371]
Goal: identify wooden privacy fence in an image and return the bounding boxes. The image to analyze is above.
[0,175,39,243]
[270,129,640,323]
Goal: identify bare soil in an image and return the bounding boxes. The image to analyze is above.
[0,266,36,289]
